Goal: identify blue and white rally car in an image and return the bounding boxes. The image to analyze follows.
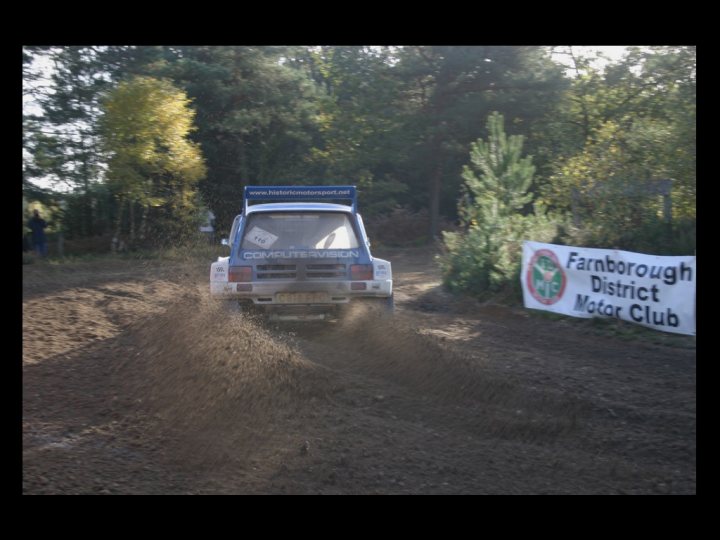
[210,186,393,321]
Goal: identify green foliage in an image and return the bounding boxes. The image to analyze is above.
[149,46,325,231]
[544,115,695,254]
[100,75,207,243]
[24,48,117,193]
[441,212,559,298]
[564,214,695,256]
[539,46,695,254]
[58,183,116,239]
[392,46,568,236]
[441,112,559,299]
[23,45,695,261]
[101,75,206,194]
[295,47,410,218]
[459,111,535,224]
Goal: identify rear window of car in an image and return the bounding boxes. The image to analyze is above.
[241,212,360,250]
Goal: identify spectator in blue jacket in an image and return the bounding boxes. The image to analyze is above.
[28,209,48,258]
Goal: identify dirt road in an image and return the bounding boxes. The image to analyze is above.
[22,248,696,494]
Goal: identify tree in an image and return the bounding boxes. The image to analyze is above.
[23,46,157,237]
[394,46,566,238]
[100,75,207,245]
[29,47,115,234]
[441,112,557,297]
[153,46,324,233]
[296,46,409,215]
[460,112,535,222]
[540,46,695,253]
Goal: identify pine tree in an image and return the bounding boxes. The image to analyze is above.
[441,112,554,297]
[156,46,325,233]
[393,46,566,239]
[459,111,535,227]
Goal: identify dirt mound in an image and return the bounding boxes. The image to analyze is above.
[105,292,333,467]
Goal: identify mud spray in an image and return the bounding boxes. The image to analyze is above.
[108,287,582,472]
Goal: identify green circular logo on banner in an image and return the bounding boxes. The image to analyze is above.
[527,249,566,305]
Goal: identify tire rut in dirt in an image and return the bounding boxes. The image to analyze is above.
[271,302,585,445]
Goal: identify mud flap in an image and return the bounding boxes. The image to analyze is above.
[384,293,395,314]
[368,294,394,316]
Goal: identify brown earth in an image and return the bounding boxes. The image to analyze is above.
[22,247,696,495]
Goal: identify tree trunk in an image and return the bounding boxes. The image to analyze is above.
[80,136,91,237]
[139,205,149,242]
[239,137,249,183]
[129,200,135,245]
[429,162,443,241]
[112,197,124,252]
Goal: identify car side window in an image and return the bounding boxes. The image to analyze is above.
[356,214,370,247]
[229,215,242,247]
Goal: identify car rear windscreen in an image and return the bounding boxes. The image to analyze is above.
[241,212,360,250]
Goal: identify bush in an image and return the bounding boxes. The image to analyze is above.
[439,111,559,301]
[440,212,559,300]
[562,215,696,256]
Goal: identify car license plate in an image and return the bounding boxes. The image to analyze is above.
[276,292,329,304]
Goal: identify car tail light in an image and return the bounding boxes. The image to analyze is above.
[229,266,252,282]
[350,264,373,280]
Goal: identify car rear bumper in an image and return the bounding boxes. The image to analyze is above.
[210,279,392,304]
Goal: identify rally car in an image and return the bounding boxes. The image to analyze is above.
[210,186,393,321]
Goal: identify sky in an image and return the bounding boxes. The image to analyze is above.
[550,45,631,76]
[571,45,629,60]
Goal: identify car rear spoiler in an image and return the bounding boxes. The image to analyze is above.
[244,185,357,214]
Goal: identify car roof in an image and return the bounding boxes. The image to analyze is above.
[246,202,355,215]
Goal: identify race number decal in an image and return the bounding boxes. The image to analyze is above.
[246,226,278,248]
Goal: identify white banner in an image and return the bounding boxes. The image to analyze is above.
[521,241,696,335]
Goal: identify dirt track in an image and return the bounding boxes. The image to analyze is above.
[22,248,696,494]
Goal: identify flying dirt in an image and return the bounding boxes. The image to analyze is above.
[22,248,696,494]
